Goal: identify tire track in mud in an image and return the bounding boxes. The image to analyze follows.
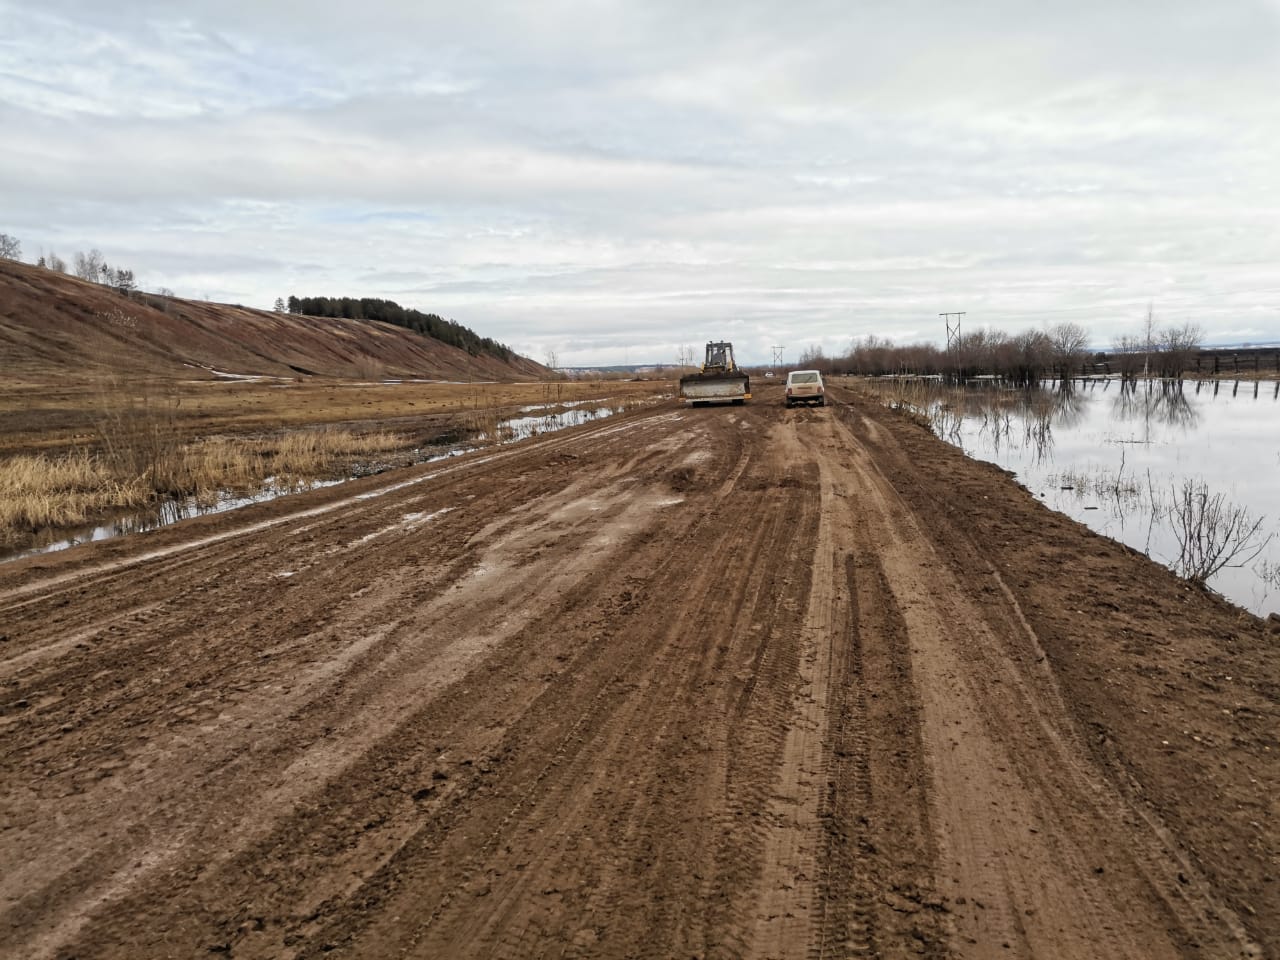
[741,413,945,960]
[293,409,818,959]
[826,392,1260,960]
[3,407,805,960]
[0,409,691,959]
[0,409,684,613]
[3,392,1265,959]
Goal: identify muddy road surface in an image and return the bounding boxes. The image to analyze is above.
[2,384,1275,959]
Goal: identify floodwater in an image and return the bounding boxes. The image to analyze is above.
[2,402,628,564]
[864,377,1280,617]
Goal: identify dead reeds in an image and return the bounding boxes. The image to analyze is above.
[0,426,406,545]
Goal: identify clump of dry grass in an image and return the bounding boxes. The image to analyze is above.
[0,428,408,545]
[265,429,403,484]
[0,451,150,538]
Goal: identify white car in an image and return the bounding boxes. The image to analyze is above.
[784,370,825,407]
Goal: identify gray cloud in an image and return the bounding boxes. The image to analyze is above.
[2,0,1277,366]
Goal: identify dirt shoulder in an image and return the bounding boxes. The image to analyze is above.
[0,386,1273,959]
[834,382,1278,948]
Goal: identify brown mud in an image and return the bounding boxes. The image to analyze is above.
[1,382,1274,959]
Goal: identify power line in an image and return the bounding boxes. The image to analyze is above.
[940,313,965,353]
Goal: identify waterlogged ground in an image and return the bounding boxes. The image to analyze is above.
[4,382,1275,958]
[862,377,1280,616]
[1,401,633,563]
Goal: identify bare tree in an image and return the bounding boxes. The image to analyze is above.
[1167,479,1272,585]
[0,233,20,260]
[798,344,829,372]
[1158,321,1203,379]
[46,251,67,272]
[1142,303,1158,356]
[1048,322,1090,381]
[74,249,106,281]
[1112,333,1143,380]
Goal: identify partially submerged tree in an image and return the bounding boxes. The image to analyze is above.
[1048,322,1089,382]
[1167,479,1272,586]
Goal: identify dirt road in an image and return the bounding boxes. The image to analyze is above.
[2,384,1275,959]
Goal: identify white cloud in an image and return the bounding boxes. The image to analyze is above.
[2,0,1278,365]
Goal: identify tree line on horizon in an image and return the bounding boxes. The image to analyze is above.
[798,315,1205,384]
[285,296,515,363]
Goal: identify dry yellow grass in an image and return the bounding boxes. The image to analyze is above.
[0,429,408,544]
[0,451,150,536]
[0,376,670,546]
[0,377,670,455]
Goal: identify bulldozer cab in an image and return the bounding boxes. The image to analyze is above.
[704,341,734,372]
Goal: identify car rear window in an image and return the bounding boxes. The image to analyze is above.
[790,373,819,383]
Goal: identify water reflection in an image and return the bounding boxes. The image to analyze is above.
[1110,380,1198,434]
[861,376,1280,616]
[7,479,344,562]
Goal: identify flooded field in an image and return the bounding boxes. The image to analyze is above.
[860,377,1280,616]
[1,401,631,563]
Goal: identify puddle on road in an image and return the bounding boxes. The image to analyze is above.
[1,403,630,565]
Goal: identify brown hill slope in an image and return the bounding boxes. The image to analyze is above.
[0,259,546,381]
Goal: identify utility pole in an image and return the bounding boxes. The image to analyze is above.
[941,312,964,383]
[941,312,964,353]
[771,345,784,371]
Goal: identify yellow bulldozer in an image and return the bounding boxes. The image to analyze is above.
[678,341,751,406]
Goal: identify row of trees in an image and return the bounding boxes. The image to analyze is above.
[68,248,137,293]
[1,233,139,294]
[285,295,514,362]
[838,318,1202,384]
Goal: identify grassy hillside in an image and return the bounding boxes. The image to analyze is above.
[0,259,547,382]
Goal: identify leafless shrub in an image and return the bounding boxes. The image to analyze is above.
[93,376,188,497]
[354,355,385,381]
[1167,479,1272,585]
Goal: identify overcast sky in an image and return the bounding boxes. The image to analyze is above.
[3,1,1278,366]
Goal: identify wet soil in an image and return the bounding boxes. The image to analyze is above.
[1,382,1274,959]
